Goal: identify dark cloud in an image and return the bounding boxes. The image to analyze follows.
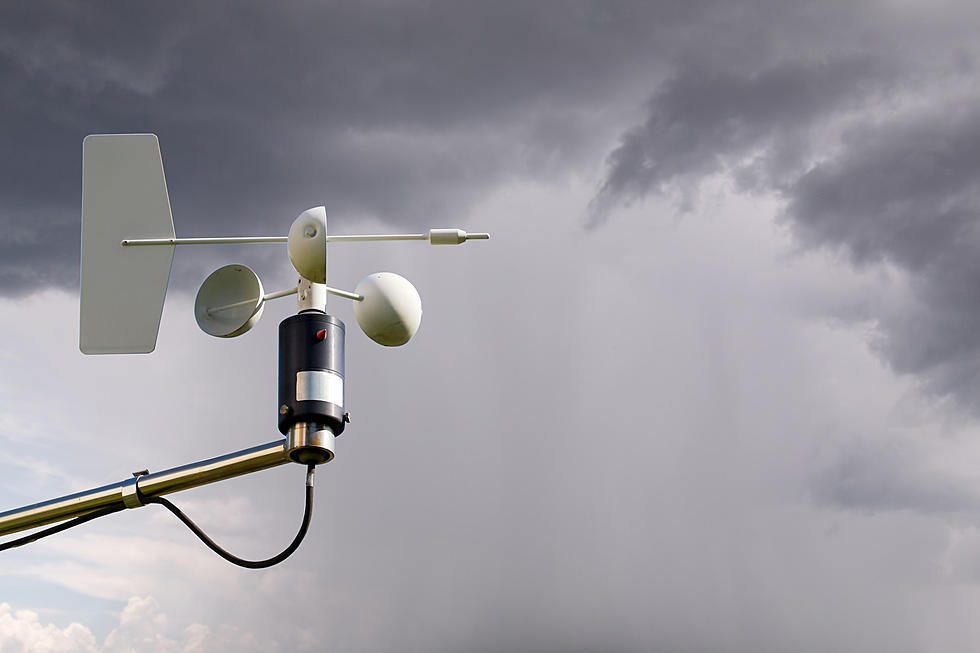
[590,55,895,221]
[592,3,980,411]
[0,0,705,295]
[788,109,980,272]
[786,107,980,403]
[809,436,980,516]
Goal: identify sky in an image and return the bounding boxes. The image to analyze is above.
[2,0,980,651]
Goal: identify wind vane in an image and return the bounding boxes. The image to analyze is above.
[0,134,489,566]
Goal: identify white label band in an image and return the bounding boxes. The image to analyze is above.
[296,370,344,406]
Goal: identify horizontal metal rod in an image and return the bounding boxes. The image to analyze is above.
[0,440,291,537]
[325,286,364,301]
[121,231,491,247]
[207,286,361,316]
[122,237,287,246]
[120,234,428,246]
[207,287,299,315]
[328,233,427,242]
[264,287,301,302]
[137,440,289,498]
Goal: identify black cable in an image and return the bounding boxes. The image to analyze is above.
[0,465,316,570]
[0,504,126,551]
[139,464,316,569]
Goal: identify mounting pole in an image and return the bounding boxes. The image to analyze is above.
[0,440,290,537]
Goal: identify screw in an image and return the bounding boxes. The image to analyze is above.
[344,412,351,424]
[279,404,291,416]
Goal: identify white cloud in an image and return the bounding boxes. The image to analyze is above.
[0,596,275,653]
[0,603,98,653]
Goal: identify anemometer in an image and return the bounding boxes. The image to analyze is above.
[0,134,490,566]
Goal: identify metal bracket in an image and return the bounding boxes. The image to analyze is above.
[121,470,149,509]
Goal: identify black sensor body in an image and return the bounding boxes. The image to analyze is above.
[278,312,346,437]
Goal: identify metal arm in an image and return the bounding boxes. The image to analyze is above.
[121,229,490,247]
[206,285,362,316]
[0,440,290,536]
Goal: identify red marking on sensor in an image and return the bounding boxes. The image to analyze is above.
[315,329,327,342]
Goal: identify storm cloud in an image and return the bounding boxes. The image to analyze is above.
[788,108,980,401]
[592,2,980,412]
[590,55,896,218]
[0,0,696,294]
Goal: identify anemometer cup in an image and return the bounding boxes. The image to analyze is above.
[194,265,266,337]
[288,206,327,284]
[353,272,423,346]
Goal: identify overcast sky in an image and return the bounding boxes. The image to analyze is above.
[3,1,980,651]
